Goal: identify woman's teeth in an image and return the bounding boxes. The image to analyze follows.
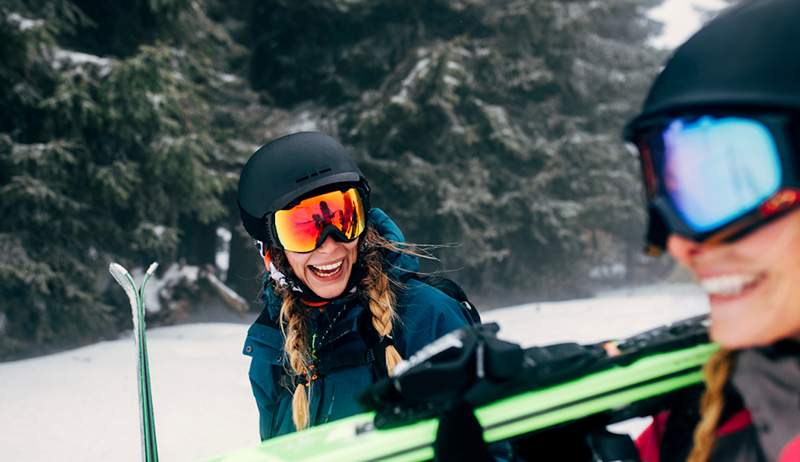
[309,260,344,277]
[700,274,762,297]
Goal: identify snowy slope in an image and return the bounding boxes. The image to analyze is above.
[0,324,257,462]
[0,284,708,462]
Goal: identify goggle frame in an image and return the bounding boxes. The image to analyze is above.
[264,184,370,254]
[629,111,800,248]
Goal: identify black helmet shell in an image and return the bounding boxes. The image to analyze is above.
[237,131,368,242]
[627,0,800,132]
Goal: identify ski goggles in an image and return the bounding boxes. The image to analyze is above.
[268,187,367,253]
[627,113,800,246]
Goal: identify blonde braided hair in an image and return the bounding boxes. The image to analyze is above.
[277,290,313,431]
[360,227,403,373]
[687,349,735,462]
[269,225,406,431]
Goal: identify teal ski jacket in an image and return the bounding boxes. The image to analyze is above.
[243,208,471,440]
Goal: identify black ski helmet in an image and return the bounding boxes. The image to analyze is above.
[237,131,370,243]
[624,0,800,253]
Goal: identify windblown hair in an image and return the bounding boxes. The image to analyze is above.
[270,226,409,431]
[687,349,735,462]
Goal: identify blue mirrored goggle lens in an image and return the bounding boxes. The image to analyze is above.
[660,117,782,232]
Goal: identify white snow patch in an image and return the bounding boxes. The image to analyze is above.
[482,283,708,346]
[402,58,431,88]
[155,136,178,150]
[53,49,113,77]
[0,323,256,462]
[648,0,728,49]
[454,47,472,58]
[7,12,43,31]
[389,94,409,106]
[446,60,465,72]
[286,111,319,133]
[147,92,165,109]
[218,73,238,83]
[391,57,432,106]
[589,263,626,279]
[0,284,709,461]
[216,227,232,275]
[480,102,515,137]
[130,264,200,313]
[443,75,460,87]
[216,228,231,244]
[12,142,47,159]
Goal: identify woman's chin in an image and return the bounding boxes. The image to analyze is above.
[709,311,785,350]
[306,266,351,299]
[709,326,757,350]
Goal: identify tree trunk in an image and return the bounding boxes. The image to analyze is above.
[226,225,263,311]
[178,216,218,266]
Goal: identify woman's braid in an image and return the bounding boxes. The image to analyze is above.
[687,349,735,462]
[361,228,403,373]
[277,292,312,431]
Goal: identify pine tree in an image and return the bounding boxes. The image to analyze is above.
[0,0,263,358]
[245,0,670,300]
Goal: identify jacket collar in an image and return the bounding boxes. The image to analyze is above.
[732,344,800,461]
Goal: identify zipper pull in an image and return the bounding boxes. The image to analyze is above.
[311,332,318,360]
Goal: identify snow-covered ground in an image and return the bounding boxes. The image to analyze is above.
[0,284,708,462]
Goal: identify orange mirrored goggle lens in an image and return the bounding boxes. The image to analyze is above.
[273,188,366,252]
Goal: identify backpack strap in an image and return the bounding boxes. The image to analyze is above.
[358,306,391,380]
[401,272,481,325]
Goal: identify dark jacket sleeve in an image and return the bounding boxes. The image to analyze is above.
[243,323,287,441]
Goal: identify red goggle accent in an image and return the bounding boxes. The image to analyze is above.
[638,142,658,197]
[759,188,800,217]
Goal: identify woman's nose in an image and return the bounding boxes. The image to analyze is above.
[316,236,338,253]
[666,234,704,267]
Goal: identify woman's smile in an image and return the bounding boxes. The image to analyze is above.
[698,272,766,301]
[285,237,358,299]
[307,259,345,280]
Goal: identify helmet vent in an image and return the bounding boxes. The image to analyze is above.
[295,167,332,183]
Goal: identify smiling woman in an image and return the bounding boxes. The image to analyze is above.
[625,1,800,460]
[235,132,477,441]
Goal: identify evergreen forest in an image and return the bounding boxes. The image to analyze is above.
[1,0,676,359]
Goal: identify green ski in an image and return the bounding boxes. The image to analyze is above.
[206,316,716,462]
[109,262,160,462]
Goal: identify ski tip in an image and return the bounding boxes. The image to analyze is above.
[145,262,159,277]
[109,262,129,281]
